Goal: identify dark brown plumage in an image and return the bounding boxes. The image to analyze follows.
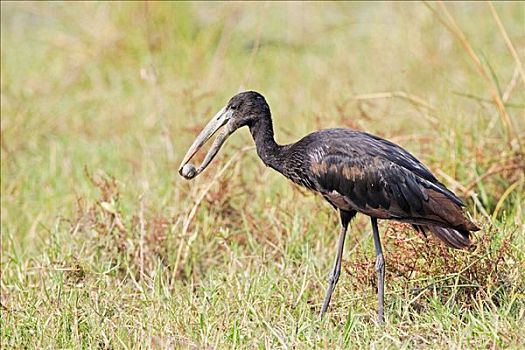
[287,129,479,249]
[179,91,479,322]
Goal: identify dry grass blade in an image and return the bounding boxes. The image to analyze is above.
[139,195,145,281]
[170,147,253,286]
[435,169,491,219]
[352,91,436,111]
[492,178,524,221]
[248,304,289,349]
[464,165,525,193]
[425,1,522,152]
[503,65,521,103]
[488,2,525,86]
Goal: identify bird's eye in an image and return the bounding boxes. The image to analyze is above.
[230,104,237,110]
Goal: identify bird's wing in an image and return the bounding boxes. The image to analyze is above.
[308,151,476,231]
[304,129,464,207]
[355,132,464,206]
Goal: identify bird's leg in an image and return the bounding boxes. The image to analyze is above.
[319,211,351,319]
[371,217,385,324]
[319,223,347,318]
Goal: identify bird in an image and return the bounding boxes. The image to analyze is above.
[178,91,479,323]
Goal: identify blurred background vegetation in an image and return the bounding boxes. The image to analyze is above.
[1,2,524,348]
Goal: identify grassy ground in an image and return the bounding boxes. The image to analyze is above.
[1,2,524,348]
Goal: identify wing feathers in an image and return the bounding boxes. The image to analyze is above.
[425,189,479,231]
[425,225,471,249]
[309,153,479,248]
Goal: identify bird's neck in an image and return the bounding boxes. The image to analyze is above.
[249,115,283,171]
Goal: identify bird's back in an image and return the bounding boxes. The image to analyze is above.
[279,128,479,248]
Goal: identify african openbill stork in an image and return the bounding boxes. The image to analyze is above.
[179,91,479,322]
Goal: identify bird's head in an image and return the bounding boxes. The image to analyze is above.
[178,91,269,179]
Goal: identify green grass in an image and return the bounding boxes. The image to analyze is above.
[1,2,524,348]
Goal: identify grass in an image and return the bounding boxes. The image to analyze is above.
[1,2,524,348]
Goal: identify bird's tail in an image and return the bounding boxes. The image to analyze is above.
[413,224,472,249]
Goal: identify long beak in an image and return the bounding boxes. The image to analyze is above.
[178,106,234,179]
